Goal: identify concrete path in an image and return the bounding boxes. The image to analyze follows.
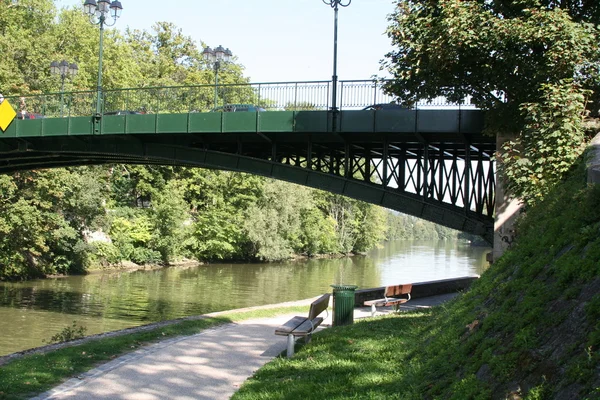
[33,293,457,400]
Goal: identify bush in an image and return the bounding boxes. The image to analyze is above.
[130,247,161,265]
[45,321,87,344]
[90,242,121,267]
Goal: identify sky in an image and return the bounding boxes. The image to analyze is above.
[56,0,397,83]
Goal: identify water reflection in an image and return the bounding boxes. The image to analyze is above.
[0,240,489,356]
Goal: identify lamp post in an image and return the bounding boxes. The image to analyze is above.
[83,0,123,117]
[50,60,78,116]
[202,45,233,110]
[323,0,350,132]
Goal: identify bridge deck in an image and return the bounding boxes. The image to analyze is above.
[1,109,488,138]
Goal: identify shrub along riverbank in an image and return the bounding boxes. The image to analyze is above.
[233,158,600,399]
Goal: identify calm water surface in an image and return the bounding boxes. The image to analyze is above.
[0,240,489,356]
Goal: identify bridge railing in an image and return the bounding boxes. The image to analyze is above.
[4,80,475,118]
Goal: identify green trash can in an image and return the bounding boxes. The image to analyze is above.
[331,284,358,327]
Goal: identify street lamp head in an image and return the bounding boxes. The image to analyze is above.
[50,61,60,75]
[97,0,110,14]
[110,0,123,19]
[84,0,122,23]
[203,47,215,63]
[83,0,97,15]
[214,45,226,61]
[322,0,351,8]
[68,63,79,76]
[50,60,78,78]
[224,48,233,62]
[203,45,233,69]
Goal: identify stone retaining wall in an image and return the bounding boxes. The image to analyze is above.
[353,276,479,307]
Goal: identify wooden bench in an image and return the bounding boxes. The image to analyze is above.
[274,293,330,358]
[363,284,412,317]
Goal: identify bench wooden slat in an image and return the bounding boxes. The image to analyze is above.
[274,316,308,335]
[308,293,330,320]
[289,317,324,336]
[385,284,412,297]
[364,298,409,307]
[364,283,412,317]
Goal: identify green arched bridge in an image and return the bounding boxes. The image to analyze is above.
[0,81,495,242]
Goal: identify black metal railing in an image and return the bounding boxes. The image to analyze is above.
[3,80,475,118]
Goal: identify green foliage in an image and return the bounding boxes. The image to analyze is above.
[283,101,319,111]
[383,0,600,206]
[150,181,190,263]
[299,208,338,256]
[244,180,311,261]
[500,81,590,205]
[387,212,460,241]
[0,168,108,280]
[351,202,387,252]
[0,161,461,278]
[89,242,121,267]
[45,321,87,344]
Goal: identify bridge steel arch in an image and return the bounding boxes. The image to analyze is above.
[0,109,495,242]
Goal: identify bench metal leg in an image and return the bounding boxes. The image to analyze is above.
[286,334,295,358]
[371,304,377,317]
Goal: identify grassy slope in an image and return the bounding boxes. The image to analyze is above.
[234,159,600,400]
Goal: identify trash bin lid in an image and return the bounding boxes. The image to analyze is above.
[330,284,358,290]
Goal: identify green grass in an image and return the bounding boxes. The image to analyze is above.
[0,305,309,400]
[234,310,436,400]
[234,157,600,400]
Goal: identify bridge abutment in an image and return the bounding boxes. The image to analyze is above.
[586,133,600,184]
[493,133,523,262]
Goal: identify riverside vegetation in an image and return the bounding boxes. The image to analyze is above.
[0,166,461,281]
[232,155,600,400]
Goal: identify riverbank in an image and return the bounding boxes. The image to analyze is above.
[44,252,362,280]
[0,240,488,357]
[11,294,456,400]
[0,301,317,400]
[0,296,322,367]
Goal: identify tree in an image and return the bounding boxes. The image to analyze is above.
[182,169,263,261]
[383,0,600,204]
[244,180,311,261]
[0,0,59,95]
[150,181,190,263]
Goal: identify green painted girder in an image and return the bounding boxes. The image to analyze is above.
[0,109,495,243]
[0,136,492,238]
[0,109,487,138]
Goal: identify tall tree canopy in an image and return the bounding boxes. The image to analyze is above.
[383,0,600,204]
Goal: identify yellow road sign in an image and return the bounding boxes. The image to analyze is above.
[0,100,16,131]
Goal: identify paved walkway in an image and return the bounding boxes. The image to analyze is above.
[33,293,457,400]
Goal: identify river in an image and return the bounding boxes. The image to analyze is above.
[0,240,489,356]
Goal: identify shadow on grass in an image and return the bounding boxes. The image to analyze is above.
[234,311,434,400]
